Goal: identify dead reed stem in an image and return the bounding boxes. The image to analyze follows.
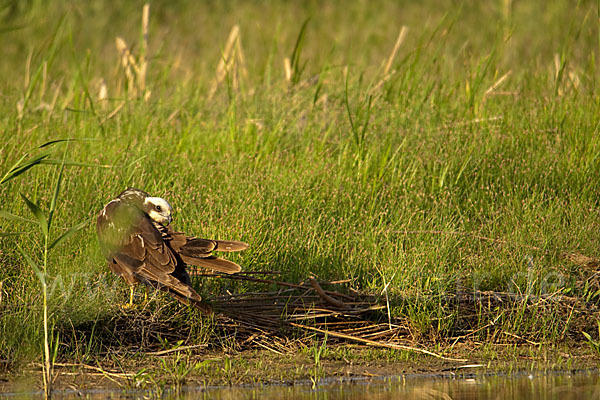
[289,322,466,362]
[114,3,151,101]
[384,26,408,75]
[209,25,246,99]
[308,277,349,309]
[139,4,150,94]
[484,70,512,98]
[284,58,292,82]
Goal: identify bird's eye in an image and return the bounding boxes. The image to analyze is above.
[156,205,162,211]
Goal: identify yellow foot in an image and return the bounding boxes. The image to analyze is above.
[120,286,150,309]
[120,286,136,309]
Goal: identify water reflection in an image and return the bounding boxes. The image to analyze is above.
[3,372,600,399]
[189,373,600,400]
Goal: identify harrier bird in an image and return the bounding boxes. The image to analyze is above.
[97,188,248,312]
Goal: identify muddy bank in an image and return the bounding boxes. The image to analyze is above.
[1,343,598,395]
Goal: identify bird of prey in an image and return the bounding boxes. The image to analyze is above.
[96,187,248,312]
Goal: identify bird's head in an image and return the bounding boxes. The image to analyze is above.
[143,196,173,226]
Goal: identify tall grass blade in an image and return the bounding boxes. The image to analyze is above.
[290,18,310,85]
[48,219,89,250]
[19,15,66,119]
[52,331,60,364]
[48,147,67,229]
[20,193,48,237]
[39,138,94,148]
[69,30,106,135]
[1,139,100,185]
[359,94,373,148]
[16,245,45,285]
[0,150,52,184]
[0,24,28,34]
[554,0,586,96]
[467,48,496,110]
[454,155,472,185]
[344,75,358,146]
[0,210,36,223]
[0,232,27,237]
[0,153,28,184]
[39,159,112,168]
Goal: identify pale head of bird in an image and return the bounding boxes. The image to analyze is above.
[143,196,173,226]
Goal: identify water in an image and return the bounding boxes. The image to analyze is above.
[3,372,600,399]
[191,373,600,399]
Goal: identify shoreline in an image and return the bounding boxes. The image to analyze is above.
[1,343,598,395]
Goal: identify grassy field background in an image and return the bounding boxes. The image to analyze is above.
[1,0,600,372]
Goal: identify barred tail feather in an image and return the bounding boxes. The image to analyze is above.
[213,240,249,252]
[180,254,242,274]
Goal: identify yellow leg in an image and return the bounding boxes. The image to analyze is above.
[121,286,136,309]
[123,286,150,309]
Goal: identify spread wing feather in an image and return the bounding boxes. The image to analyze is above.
[164,227,247,274]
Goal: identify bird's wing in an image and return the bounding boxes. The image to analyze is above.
[96,201,201,301]
[165,227,248,274]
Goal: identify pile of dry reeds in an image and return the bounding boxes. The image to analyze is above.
[201,272,461,361]
[197,270,600,361]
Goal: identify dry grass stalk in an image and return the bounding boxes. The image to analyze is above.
[24,48,33,90]
[383,26,408,76]
[502,0,513,21]
[568,71,580,89]
[283,57,292,82]
[289,323,466,362]
[17,50,44,120]
[99,102,125,124]
[308,277,349,309]
[235,33,248,81]
[47,80,62,122]
[554,53,561,81]
[146,343,207,356]
[209,25,247,99]
[114,3,151,101]
[40,61,48,101]
[378,268,397,330]
[501,330,541,346]
[253,340,285,355]
[16,100,24,121]
[53,362,135,377]
[115,37,137,96]
[98,79,108,102]
[484,70,512,98]
[139,4,150,94]
[370,71,396,98]
[553,53,565,96]
[166,109,180,124]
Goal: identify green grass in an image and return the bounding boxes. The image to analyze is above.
[1,0,600,373]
